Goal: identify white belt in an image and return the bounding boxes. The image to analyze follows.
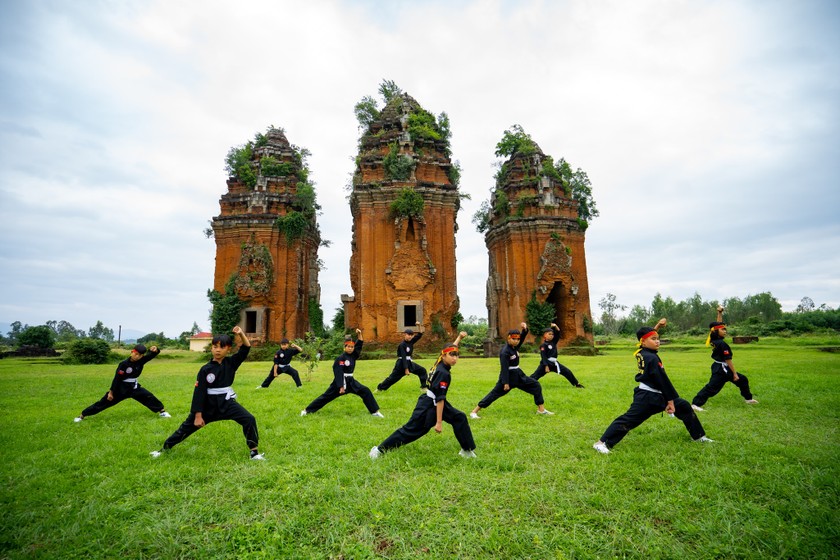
[207,387,237,400]
[425,389,437,403]
[714,360,729,372]
[122,377,138,383]
[508,366,519,370]
[405,356,412,361]
[638,382,662,394]
[548,357,559,364]
[343,373,354,377]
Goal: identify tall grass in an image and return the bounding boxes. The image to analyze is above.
[1,341,838,559]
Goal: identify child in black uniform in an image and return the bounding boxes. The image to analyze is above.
[691,306,758,411]
[470,322,553,418]
[300,329,383,418]
[370,338,476,459]
[256,338,303,389]
[530,322,584,388]
[150,326,264,460]
[74,344,171,422]
[593,319,712,454]
[376,322,427,392]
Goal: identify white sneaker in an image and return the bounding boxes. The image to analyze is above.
[691,404,705,412]
[300,409,308,416]
[371,411,384,418]
[369,446,381,459]
[159,411,171,418]
[470,412,480,419]
[150,450,162,458]
[458,449,477,458]
[255,385,264,390]
[250,453,266,460]
[745,399,759,404]
[537,409,554,415]
[73,416,83,423]
[695,436,715,443]
[593,441,611,454]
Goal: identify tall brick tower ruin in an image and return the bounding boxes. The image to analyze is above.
[481,129,593,350]
[212,127,321,343]
[343,92,462,347]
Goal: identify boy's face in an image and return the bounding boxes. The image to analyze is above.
[544,331,554,342]
[280,343,289,349]
[640,334,660,350]
[404,333,413,341]
[507,334,520,345]
[717,327,727,339]
[211,342,232,361]
[129,350,143,361]
[442,351,459,366]
[343,343,355,354]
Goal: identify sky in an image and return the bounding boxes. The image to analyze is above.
[1,0,838,339]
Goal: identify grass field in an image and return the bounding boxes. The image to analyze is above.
[1,339,838,559]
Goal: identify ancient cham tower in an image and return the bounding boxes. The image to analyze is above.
[343,91,462,346]
[211,127,321,343]
[480,126,593,350]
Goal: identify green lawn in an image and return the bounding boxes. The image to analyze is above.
[1,341,838,559]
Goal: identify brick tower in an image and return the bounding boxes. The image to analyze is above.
[211,127,321,343]
[343,93,462,347]
[482,133,593,350]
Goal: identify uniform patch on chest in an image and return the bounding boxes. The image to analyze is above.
[206,373,216,383]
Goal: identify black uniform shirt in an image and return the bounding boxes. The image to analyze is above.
[710,339,733,362]
[428,362,452,404]
[634,347,679,401]
[332,340,363,387]
[274,347,300,367]
[539,326,561,366]
[397,332,423,370]
[110,348,160,394]
[499,327,528,385]
[190,344,250,413]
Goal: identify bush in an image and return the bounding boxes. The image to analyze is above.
[62,338,111,365]
[18,325,56,350]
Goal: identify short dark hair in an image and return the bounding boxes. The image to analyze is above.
[507,329,521,336]
[132,344,147,354]
[280,338,290,344]
[404,329,414,335]
[636,326,656,340]
[212,334,233,347]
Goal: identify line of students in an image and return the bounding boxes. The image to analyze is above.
[73,308,756,460]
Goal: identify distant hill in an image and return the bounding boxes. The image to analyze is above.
[0,322,147,344]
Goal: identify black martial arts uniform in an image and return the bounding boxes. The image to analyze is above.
[692,338,753,406]
[377,360,475,453]
[259,346,302,388]
[162,344,258,451]
[303,340,380,414]
[80,348,165,417]
[599,346,705,449]
[476,328,545,409]
[377,332,428,391]
[530,325,581,387]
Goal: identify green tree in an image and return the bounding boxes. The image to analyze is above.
[18,325,56,349]
[598,293,626,335]
[556,158,599,228]
[62,338,111,365]
[525,292,555,336]
[353,95,380,130]
[208,278,249,334]
[88,321,115,342]
[494,124,537,158]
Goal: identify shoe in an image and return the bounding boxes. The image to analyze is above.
[159,411,171,418]
[575,384,585,389]
[150,450,162,458]
[537,409,554,415]
[371,411,384,418]
[668,413,675,418]
[695,436,715,443]
[250,453,266,460]
[73,416,83,423]
[459,449,477,458]
[369,446,381,459]
[470,412,480,419]
[255,385,264,390]
[593,441,610,454]
[745,399,759,404]
[300,409,308,416]
[691,404,705,412]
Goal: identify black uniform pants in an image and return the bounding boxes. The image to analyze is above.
[477,370,544,408]
[163,397,258,450]
[304,377,379,414]
[600,387,705,449]
[692,364,752,406]
[379,396,475,452]
[377,360,428,391]
[531,361,580,386]
[81,385,165,417]
[260,365,302,388]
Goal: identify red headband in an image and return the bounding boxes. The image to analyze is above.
[442,345,459,354]
[640,330,658,340]
[711,324,726,331]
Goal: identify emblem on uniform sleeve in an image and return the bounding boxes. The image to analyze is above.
[440,381,448,389]
[206,373,216,383]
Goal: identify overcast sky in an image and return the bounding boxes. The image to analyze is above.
[1,0,838,338]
